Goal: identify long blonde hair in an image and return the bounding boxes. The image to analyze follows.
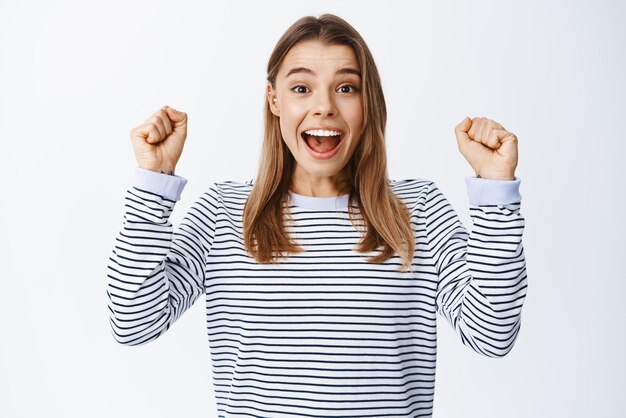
[243,13,414,272]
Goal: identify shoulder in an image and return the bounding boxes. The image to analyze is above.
[202,178,254,204]
[388,178,447,215]
[388,178,434,204]
[202,178,437,207]
[211,178,254,191]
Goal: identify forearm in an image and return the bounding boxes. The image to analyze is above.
[428,177,528,358]
[106,186,181,346]
[453,201,527,357]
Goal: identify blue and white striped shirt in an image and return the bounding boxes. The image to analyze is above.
[107,167,527,418]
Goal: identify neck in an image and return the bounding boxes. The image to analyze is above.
[289,165,351,197]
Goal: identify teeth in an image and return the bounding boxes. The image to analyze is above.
[304,129,342,137]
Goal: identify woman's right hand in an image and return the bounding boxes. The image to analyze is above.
[130,105,188,175]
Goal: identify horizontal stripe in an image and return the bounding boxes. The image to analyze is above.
[107,177,527,418]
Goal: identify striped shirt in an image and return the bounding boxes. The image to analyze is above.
[107,167,527,418]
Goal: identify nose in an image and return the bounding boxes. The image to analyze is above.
[313,90,336,117]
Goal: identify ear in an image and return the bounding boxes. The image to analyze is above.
[267,82,280,117]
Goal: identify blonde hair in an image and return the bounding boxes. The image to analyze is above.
[243,13,414,272]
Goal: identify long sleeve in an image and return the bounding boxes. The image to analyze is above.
[421,176,527,358]
[106,168,219,346]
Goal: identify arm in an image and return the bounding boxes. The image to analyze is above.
[420,176,527,358]
[106,167,219,346]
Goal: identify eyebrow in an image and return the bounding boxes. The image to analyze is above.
[285,67,361,78]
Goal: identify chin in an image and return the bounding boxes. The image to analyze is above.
[299,162,346,177]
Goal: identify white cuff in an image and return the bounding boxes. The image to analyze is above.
[133,167,188,201]
[465,176,521,206]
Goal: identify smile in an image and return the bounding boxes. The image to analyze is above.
[300,131,346,160]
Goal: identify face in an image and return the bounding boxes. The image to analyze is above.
[267,39,364,195]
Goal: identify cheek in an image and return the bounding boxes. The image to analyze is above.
[280,106,307,138]
[279,116,297,142]
[340,101,364,127]
[278,119,301,154]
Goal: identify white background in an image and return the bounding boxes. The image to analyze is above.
[1,0,624,417]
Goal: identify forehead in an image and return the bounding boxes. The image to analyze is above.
[278,39,359,77]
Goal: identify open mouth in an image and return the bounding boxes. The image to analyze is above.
[300,131,345,154]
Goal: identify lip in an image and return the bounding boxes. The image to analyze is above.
[301,125,345,133]
[300,129,346,160]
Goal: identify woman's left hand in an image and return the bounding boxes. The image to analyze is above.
[454,116,518,180]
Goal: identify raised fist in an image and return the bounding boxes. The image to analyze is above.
[130,105,188,175]
[454,116,518,180]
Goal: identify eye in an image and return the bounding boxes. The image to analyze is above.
[338,84,359,93]
[291,85,309,94]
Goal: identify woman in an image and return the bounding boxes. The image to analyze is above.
[108,13,526,417]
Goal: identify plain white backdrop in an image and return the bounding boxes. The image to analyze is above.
[1,0,624,417]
